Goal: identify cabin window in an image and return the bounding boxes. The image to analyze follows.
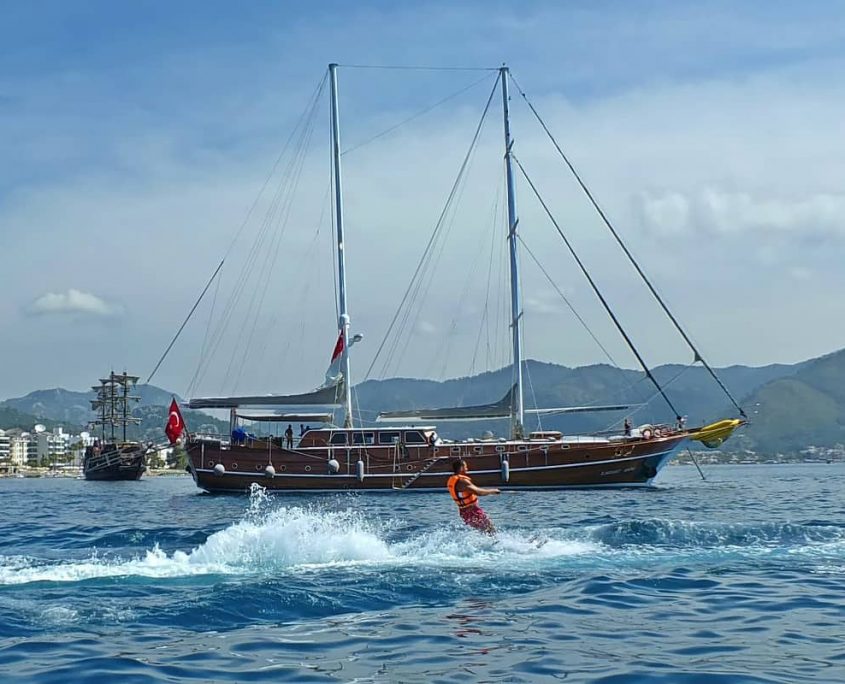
[330,433,347,446]
[404,431,426,444]
[378,431,401,445]
[352,432,375,445]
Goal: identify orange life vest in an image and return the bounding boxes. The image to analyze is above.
[447,474,478,509]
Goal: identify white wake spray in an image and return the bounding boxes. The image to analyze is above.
[0,487,594,585]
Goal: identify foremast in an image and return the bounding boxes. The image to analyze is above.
[501,66,525,439]
[329,63,354,428]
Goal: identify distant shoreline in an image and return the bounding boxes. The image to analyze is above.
[0,468,189,479]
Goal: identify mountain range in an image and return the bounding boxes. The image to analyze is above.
[1,348,843,454]
[0,385,228,443]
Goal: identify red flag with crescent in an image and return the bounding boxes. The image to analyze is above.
[323,331,344,387]
[165,398,184,444]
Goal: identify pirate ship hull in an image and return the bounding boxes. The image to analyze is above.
[83,443,147,481]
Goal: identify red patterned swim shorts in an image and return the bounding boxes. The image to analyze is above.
[459,504,496,534]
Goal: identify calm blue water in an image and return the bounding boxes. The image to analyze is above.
[1,465,843,683]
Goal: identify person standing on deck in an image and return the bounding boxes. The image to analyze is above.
[284,424,294,448]
[446,459,500,534]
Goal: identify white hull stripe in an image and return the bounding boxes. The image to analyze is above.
[195,482,657,493]
[193,448,676,478]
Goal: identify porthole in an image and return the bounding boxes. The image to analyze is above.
[280,464,287,472]
[208,461,215,467]
[473,446,482,454]
[450,446,461,454]
[407,464,414,471]
[304,465,311,472]
[495,446,505,453]
[255,464,263,471]
[232,463,238,470]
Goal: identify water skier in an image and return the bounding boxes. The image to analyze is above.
[446,458,500,534]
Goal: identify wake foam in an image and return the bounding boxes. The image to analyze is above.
[0,487,592,586]
[5,487,840,587]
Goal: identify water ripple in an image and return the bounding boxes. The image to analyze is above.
[0,465,844,681]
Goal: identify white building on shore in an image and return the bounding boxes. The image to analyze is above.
[35,427,70,465]
[0,429,10,468]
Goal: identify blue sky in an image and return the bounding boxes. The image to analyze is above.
[2,1,845,399]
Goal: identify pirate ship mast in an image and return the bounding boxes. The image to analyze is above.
[84,371,147,481]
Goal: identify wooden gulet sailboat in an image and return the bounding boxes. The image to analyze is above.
[182,64,743,493]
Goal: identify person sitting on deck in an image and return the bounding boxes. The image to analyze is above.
[446,458,500,535]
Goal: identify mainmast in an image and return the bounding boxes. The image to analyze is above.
[501,66,524,439]
[329,63,354,428]
[90,372,141,443]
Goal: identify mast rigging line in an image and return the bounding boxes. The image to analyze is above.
[186,264,222,396]
[517,235,620,368]
[364,73,502,381]
[512,154,684,422]
[508,73,745,419]
[598,362,694,433]
[147,258,225,386]
[188,73,329,394]
[336,64,498,72]
[222,72,330,262]
[227,82,323,391]
[342,72,496,156]
[385,82,496,380]
[469,175,504,377]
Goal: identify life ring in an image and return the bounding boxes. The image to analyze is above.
[641,428,653,440]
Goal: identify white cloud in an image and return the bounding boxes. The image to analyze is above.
[636,189,845,239]
[788,266,813,281]
[417,320,438,335]
[27,289,122,318]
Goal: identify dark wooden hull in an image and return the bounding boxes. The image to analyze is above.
[83,444,147,481]
[186,433,687,493]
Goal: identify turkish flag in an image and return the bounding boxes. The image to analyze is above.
[322,331,344,387]
[165,399,185,444]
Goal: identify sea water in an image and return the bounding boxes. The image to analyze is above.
[0,464,843,682]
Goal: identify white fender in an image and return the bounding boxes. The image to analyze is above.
[213,463,225,476]
[356,459,365,482]
[328,459,340,474]
[264,465,276,478]
[501,458,510,483]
